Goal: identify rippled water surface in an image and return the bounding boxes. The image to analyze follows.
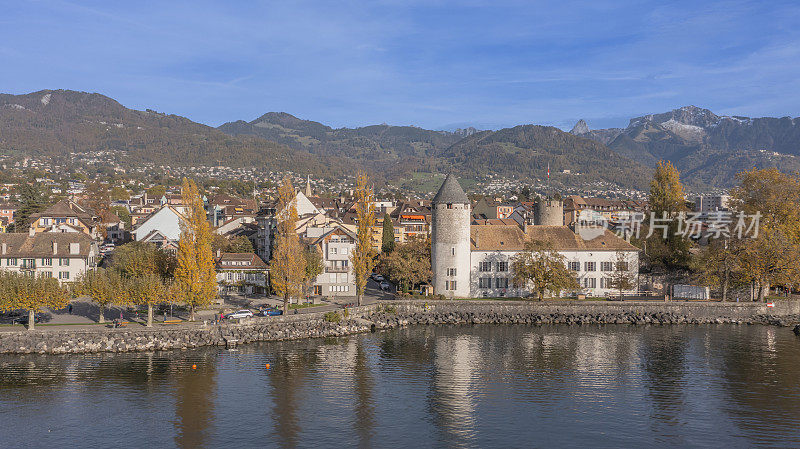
[1,324,800,448]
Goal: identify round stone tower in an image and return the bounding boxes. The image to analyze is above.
[534,198,564,226]
[431,174,471,298]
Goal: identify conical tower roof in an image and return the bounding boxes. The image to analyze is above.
[432,174,469,204]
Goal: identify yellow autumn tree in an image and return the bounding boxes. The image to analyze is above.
[0,272,70,330]
[175,178,217,320]
[126,273,167,327]
[271,176,304,313]
[730,168,800,301]
[351,172,377,306]
[74,268,124,323]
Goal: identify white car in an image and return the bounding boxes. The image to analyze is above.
[379,281,391,291]
[372,274,385,282]
[226,310,254,319]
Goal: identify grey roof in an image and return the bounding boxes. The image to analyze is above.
[432,174,469,204]
[0,232,95,258]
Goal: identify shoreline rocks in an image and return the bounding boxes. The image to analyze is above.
[1,300,799,354]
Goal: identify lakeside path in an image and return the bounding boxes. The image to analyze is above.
[1,299,799,354]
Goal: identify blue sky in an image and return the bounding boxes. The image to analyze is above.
[1,0,799,130]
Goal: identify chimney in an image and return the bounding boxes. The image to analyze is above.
[52,241,58,255]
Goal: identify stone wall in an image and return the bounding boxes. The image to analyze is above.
[1,299,798,354]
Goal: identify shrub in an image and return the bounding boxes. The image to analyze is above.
[384,305,397,315]
[324,311,341,323]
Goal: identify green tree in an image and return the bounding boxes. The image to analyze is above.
[228,235,254,253]
[303,245,324,298]
[381,213,395,254]
[113,241,175,278]
[381,236,431,293]
[111,205,132,230]
[110,186,131,201]
[146,185,167,200]
[511,241,580,300]
[12,183,48,231]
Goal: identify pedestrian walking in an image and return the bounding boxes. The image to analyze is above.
[68,304,73,315]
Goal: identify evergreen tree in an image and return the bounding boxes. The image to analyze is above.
[12,183,48,231]
[381,213,395,253]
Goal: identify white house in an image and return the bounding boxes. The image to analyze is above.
[215,252,269,296]
[0,231,99,282]
[431,175,640,298]
[133,206,187,247]
[309,225,356,298]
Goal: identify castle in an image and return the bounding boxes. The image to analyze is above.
[431,174,640,298]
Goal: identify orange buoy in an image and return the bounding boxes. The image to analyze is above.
[265,363,270,369]
[192,364,197,370]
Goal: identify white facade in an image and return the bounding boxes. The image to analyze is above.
[133,206,186,242]
[0,234,98,283]
[469,248,639,298]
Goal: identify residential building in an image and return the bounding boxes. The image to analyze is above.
[0,202,18,226]
[132,205,187,249]
[309,225,356,298]
[28,199,99,239]
[695,195,730,213]
[0,231,98,282]
[215,252,269,296]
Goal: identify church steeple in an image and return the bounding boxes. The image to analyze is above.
[305,175,313,197]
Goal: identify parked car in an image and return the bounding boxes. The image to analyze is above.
[260,307,283,316]
[371,273,384,282]
[12,312,46,325]
[225,310,254,319]
[379,281,391,291]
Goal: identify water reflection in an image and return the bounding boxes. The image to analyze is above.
[0,325,799,447]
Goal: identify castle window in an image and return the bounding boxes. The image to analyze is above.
[583,277,596,288]
[601,262,613,271]
[451,247,455,256]
[568,262,580,271]
[445,280,457,290]
[479,277,491,289]
[497,261,508,272]
[447,268,457,276]
[478,261,491,272]
[585,262,596,272]
[495,278,509,289]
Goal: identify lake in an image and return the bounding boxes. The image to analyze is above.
[1,324,799,448]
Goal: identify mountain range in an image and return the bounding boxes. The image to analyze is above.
[1,89,798,191]
[570,105,800,188]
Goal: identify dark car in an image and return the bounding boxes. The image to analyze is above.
[260,307,283,316]
[12,313,46,325]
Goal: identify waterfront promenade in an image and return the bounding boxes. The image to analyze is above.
[1,298,798,354]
